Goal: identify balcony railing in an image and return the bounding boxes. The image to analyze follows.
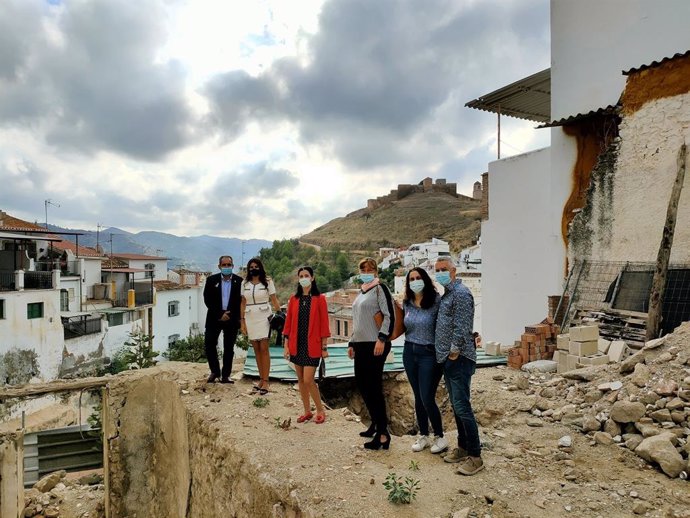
[0,271,15,291]
[63,316,103,340]
[24,271,54,290]
[113,288,154,308]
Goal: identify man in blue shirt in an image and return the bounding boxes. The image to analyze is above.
[203,255,244,383]
[434,257,484,475]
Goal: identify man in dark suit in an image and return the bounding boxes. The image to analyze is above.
[203,255,243,383]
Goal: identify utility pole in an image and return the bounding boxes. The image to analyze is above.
[44,199,60,229]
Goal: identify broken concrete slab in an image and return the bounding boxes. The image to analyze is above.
[608,341,629,363]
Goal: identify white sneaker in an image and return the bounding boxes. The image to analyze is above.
[411,435,431,452]
[430,435,449,454]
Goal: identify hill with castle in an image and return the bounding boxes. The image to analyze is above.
[301,177,483,252]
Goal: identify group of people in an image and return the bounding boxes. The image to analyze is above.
[203,253,483,477]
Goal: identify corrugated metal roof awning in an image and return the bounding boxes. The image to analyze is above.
[465,68,551,122]
[623,50,690,75]
[0,231,62,242]
[538,105,620,128]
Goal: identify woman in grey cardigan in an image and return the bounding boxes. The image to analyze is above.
[348,257,395,450]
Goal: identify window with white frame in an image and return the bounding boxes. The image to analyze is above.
[60,290,69,312]
[168,334,180,346]
[168,300,180,317]
[145,263,155,279]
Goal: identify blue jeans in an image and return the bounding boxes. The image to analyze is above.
[403,341,444,437]
[443,355,481,457]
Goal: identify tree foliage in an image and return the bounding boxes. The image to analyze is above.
[258,239,357,301]
[121,331,158,369]
[163,334,206,362]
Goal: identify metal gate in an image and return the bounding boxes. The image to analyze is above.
[23,425,103,487]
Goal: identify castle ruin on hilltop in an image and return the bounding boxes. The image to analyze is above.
[367,177,481,211]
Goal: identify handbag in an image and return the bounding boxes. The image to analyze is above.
[390,301,405,341]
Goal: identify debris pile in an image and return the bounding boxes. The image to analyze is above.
[23,470,104,518]
[511,321,690,478]
[507,318,560,369]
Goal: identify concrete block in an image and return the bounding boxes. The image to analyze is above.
[598,338,611,354]
[557,334,570,351]
[554,350,568,367]
[608,341,629,362]
[569,340,598,356]
[579,354,609,366]
[500,343,513,355]
[567,354,580,372]
[570,325,599,342]
[485,342,501,356]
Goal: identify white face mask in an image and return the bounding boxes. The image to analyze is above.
[409,279,425,293]
[299,277,312,288]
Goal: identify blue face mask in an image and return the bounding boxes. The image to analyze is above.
[409,279,425,293]
[220,267,233,276]
[435,271,451,286]
[359,273,375,284]
[299,277,312,288]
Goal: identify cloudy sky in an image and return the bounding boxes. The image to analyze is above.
[0,0,550,240]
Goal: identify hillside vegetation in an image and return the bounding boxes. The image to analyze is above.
[301,191,481,252]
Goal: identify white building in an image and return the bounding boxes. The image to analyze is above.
[152,274,206,355]
[469,0,690,344]
[381,238,450,270]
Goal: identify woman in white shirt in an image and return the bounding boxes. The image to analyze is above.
[240,257,281,395]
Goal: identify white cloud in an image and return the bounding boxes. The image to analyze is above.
[0,0,550,241]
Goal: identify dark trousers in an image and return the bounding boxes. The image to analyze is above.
[353,341,392,432]
[403,341,444,437]
[205,323,239,378]
[443,355,481,457]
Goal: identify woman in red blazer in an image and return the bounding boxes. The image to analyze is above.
[282,266,331,424]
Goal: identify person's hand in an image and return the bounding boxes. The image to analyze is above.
[373,339,385,356]
[448,351,460,361]
[240,322,247,335]
[321,349,329,359]
[219,312,230,322]
[283,346,290,360]
[347,347,355,359]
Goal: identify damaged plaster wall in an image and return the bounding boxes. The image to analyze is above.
[570,57,690,264]
[104,365,311,518]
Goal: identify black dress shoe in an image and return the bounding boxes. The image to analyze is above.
[207,374,219,383]
[220,377,234,384]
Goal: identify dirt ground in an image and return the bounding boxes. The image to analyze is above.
[178,360,689,518]
[26,337,690,518]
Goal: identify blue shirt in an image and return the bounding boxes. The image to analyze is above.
[403,295,440,346]
[435,279,475,363]
[221,276,232,310]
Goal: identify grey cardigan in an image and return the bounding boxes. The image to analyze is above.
[350,283,395,343]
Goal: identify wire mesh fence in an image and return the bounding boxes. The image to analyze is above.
[557,260,690,335]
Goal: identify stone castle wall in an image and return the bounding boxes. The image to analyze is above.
[367,177,458,210]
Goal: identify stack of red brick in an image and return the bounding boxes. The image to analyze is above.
[507,318,560,369]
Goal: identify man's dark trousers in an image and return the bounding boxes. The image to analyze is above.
[205,322,239,378]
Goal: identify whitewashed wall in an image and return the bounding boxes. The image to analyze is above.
[481,148,562,345]
[153,287,202,355]
[0,289,64,380]
[551,0,690,121]
[574,91,690,264]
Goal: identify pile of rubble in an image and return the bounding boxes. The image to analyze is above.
[511,321,690,478]
[23,470,104,518]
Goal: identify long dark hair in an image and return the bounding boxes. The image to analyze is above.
[245,257,268,288]
[404,267,437,309]
[294,265,321,297]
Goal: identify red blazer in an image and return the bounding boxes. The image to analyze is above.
[283,294,331,358]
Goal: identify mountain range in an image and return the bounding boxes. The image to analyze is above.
[52,225,271,272]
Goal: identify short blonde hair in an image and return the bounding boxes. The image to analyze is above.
[358,257,378,272]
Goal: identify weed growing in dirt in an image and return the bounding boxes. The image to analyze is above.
[383,473,420,504]
[408,460,420,471]
[253,397,269,408]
